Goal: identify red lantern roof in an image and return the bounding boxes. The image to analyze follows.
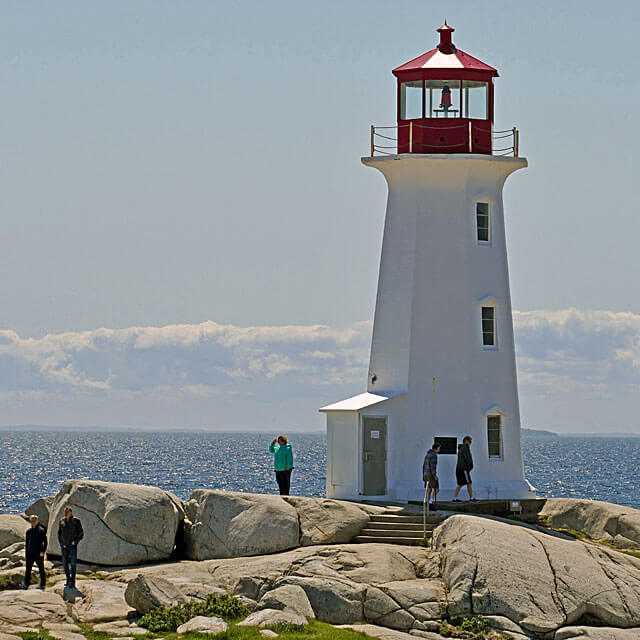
[393,23,498,77]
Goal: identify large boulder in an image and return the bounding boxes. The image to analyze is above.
[0,516,28,551]
[276,575,367,624]
[283,497,370,545]
[25,498,54,529]
[258,585,315,619]
[184,490,299,560]
[433,514,640,635]
[541,498,640,549]
[238,609,307,628]
[176,616,228,635]
[124,574,187,615]
[48,480,185,565]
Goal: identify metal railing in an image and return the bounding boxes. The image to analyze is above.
[370,122,520,157]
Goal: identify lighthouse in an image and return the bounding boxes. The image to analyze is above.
[320,23,535,502]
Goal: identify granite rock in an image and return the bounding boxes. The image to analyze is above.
[48,480,185,566]
[0,516,28,552]
[176,616,229,635]
[184,490,299,560]
[124,574,187,614]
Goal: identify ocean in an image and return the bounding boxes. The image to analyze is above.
[0,431,638,513]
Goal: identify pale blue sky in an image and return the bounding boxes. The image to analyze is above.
[2,1,639,337]
[1,2,639,431]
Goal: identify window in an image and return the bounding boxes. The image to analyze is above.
[481,307,495,346]
[487,415,502,458]
[476,203,489,242]
[425,79,461,118]
[400,81,423,119]
[463,81,489,119]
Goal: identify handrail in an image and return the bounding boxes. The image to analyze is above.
[369,123,520,158]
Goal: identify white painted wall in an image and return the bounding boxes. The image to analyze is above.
[324,154,535,502]
[325,411,359,498]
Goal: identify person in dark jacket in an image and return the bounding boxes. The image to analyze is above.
[58,506,84,589]
[20,515,47,590]
[422,442,441,510]
[453,435,477,501]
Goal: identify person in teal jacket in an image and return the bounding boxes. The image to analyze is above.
[269,435,294,495]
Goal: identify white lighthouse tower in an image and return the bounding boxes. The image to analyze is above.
[321,23,535,502]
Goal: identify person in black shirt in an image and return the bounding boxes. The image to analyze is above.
[20,515,47,590]
[453,435,477,502]
[58,506,84,589]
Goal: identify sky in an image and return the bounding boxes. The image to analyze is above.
[1,1,639,432]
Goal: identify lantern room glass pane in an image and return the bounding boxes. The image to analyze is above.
[463,81,489,119]
[400,81,423,120]
[426,80,461,118]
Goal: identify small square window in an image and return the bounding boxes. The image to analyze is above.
[487,415,502,458]
[476,203,489,242]
[481,306,495,346]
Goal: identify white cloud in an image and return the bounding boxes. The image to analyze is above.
[0,309,639,431]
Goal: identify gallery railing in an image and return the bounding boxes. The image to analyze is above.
[370,122,520,157]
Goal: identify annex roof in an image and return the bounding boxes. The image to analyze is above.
[319,391,401,412]
[393,23,498,77]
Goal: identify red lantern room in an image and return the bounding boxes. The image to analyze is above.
[393,23,498,154]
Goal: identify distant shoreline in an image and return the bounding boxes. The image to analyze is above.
[1,425,639,437]
[523,427,640,438]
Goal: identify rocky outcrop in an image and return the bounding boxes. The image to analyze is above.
[0,589,68,626]
[116,542,440,629]
[0,515,28,551]
[283,496,372,545]
[124,574,187,615]
[48,480,185,565]
[25,497,54,529]
[541,498,640,550]
[184,490,299,560]
[432,514,640,635]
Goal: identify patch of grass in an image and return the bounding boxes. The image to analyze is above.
[79,625,113,640]
[557,528,589,541]
[138,593,250,632]
[555,528,640,559]
[19,632,54,640]
[160,621,372,640]
[81,571,111,581]
[439,615,512,639]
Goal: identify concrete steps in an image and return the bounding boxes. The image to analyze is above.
[354,512,445,546]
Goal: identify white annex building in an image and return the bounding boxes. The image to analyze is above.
[320,24,536,502]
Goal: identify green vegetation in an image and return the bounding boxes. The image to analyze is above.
[79,625,117,640]
[557,528,589,541]
[439,616,512,639]
[156,621,370,640]
[556,528,640,559]
[19,632,54,640]
[139,593,250,632]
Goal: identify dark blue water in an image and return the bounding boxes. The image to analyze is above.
[0,431,638,512]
